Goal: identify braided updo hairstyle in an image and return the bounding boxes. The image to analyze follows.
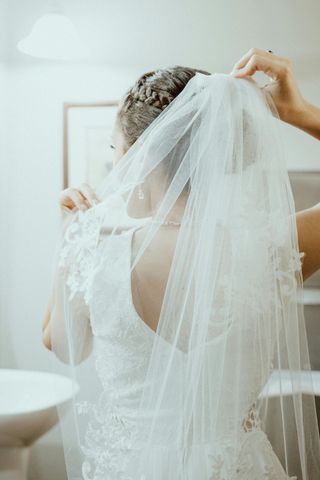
[117,65,211,150]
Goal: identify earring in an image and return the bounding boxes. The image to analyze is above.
[138,184,145,200]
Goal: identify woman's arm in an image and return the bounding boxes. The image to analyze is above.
[42,184,99,355]
[296,203,320,281]
[231,48,320,140]
[42,301,52,350]
[292,101,320,141]
[42,273,93,364]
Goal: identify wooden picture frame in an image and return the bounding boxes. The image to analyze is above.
[63,101,119,189]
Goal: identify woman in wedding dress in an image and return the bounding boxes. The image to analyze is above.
[43,48,320,479]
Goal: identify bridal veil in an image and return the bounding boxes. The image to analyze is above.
[50,72,320,479]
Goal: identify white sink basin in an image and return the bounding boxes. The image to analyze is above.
[0,369,75,416]
[0,369,77,480]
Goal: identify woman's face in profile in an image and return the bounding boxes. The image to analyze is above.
[111,121,128,167]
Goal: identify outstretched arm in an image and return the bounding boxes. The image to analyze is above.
[296,204,320,281]
[293,102,320,140]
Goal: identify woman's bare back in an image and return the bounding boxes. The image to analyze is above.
[131,226,180,333]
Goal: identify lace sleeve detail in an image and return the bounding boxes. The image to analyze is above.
[58,207,102,303]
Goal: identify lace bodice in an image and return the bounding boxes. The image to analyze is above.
[73,226,297,480]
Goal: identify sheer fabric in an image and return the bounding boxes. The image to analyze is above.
[50,72,320,479]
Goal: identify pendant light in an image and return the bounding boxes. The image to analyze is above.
[17,1,89,61]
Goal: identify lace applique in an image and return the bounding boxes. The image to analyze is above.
[58,207,103,302]
[75,383,139,480]
[242,403,261,432]
[208,430,298,480]
[208,204,303,343]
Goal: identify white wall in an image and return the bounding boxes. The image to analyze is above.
[0,62,11,366]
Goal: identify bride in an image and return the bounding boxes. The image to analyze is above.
[43,48,320,479]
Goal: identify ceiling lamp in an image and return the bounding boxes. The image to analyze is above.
[17,8,89,61]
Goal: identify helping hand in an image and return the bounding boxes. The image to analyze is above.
[231,48,306,125]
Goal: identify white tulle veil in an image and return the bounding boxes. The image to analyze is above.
[50,72,320,479]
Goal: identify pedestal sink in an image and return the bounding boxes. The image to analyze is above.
[0,369,77,480]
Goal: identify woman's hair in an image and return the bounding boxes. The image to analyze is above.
[117,66,211,149]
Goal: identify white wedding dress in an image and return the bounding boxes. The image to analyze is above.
[53,73,320,480]
[73,225,297,480]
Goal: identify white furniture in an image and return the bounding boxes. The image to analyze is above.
[301,287,320,306]
[259,369,320,398]
[0,369,77,480]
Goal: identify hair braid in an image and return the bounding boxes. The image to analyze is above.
[117,66,211,148]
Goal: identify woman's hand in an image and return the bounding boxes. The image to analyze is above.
[231,48,320,139]
[60,183,100,213]
[231,48,306,126]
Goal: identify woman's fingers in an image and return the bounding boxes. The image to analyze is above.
[233,55,278,80]
[60,184,100,213]
[231,48,270,72]
[60,188,85,211]
[78,183,100,207]
[231,48,291,82]
[231,48,259,72]
[230,49,307,127]
[60,185,99,213]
